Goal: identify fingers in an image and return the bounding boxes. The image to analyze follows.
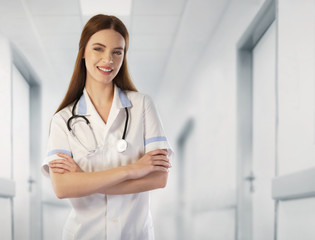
[149,149,168,156]
[153,165,169,172]
[152,156,171,167]
[50,153,75,166]
[141,150,171,170]
[49,161,71,171]
[152,160,171,168]
[50,158,71,167]
[56,153,74,162]
[49,153,84,173]
[49,167,69,174]
[152,155,169,161]
[48,153,74,172]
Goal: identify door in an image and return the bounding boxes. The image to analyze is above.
[12,65,31,240]
[251,22,276,240]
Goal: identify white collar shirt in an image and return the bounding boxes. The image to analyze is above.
[42,84,173,240]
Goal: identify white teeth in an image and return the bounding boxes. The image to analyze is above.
[98,67,112,72]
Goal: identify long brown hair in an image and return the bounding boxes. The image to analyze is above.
[55,14,137,113]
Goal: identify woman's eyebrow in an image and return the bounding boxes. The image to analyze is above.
[92,43,105,47]
[92,43,124,50]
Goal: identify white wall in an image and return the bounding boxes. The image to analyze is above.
[277,0,315,175]
[153,1,265,239]
[0,36,12,179]
[0,35,13,240]
[277,0,315,239]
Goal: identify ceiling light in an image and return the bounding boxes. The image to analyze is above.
[80,0,132,16]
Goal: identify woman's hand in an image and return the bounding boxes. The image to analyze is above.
[128,149,171,179]
[49,153,83,174]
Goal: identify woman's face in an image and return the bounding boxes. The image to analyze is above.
[83,29,125,86]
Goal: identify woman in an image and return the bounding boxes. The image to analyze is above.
[41,14,173,240]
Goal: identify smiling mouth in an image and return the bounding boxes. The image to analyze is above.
[97,66,113,73]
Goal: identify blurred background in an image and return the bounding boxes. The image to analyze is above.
[1,0,315,239]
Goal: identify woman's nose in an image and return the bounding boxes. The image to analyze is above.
[101,54,113,64]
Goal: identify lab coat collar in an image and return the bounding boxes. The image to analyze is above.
[77,84,131,115]
[115,85,132,108]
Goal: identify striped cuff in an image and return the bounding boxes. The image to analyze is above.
[46,149,72,157]
[144,136,167,146]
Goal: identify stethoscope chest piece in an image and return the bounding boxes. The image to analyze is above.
[116,139,128,153]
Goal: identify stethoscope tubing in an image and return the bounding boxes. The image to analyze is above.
[67,96,129,142]
[122,107,129,140]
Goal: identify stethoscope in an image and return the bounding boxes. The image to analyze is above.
[67,97,129,153]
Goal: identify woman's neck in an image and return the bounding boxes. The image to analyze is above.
[85,81,114,109]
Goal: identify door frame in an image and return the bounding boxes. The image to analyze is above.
[236,0,277,239]
[176,118,194,240]
[11,43,42,240]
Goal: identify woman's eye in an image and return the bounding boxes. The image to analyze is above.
[93,48,103,52]
[114,51,122,55]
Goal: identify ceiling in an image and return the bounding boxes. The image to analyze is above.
[0,0,230,99]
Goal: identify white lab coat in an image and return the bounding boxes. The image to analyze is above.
[42,85,173,240]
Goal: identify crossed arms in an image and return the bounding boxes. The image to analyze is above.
[49,149,171,198]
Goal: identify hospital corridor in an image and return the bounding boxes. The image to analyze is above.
[1,0,315,239]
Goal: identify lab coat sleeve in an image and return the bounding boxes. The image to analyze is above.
[143,95,174,160]
[41,113,72,178]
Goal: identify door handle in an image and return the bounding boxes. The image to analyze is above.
[245,171,256,193]
[28,177,35,192]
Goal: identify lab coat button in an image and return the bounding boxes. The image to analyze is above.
[112,218,118,223]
